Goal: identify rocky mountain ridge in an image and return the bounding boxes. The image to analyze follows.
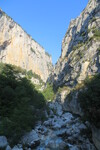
[53,0,100,88]
[0,8,52,82]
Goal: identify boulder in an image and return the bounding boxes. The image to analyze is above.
[45,138,66,150]
[21,130,40,148]
[6,145,12,150]
[12,146,23,150]
[0,136,8,148]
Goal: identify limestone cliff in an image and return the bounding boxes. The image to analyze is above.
[53,0,100,88]
[51,1,100,149]
[0,9,52,82]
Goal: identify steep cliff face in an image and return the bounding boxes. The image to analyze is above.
[0,9,52,82]
[53,0,100,88]
[52,1,100,149]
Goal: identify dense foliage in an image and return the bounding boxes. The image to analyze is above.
[0,63,46,145]
[78,74,100,128]
[27,70,43,84]
[42,83,55,101]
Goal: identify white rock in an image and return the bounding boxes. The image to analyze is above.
[62,112,74,122]
[78,123,87,130]
[70,145,79,150]
[6,145,12,150]
[21,130,40,147]
[12,145,23,150]
[45,138,66,150]
[0,136,8,148]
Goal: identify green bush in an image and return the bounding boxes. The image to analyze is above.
[89,28,100,41]
[0,63,47,145]
[30,47,35,53]
[27,70,34,79]
[27,70,44,84]
[78,50,84,58]
[93,29,100,37]
[45,51,51,57]
[72,42,84,51]
[42,83,55,101]
[89,17,96,23]
[78,74,100,128]
[97,47,100,51]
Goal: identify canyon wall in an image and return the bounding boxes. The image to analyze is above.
[53,0,100,88]
[0,9,52,82]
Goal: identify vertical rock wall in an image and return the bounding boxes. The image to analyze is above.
[0,9,52,82]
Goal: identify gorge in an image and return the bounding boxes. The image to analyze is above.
[0,0,100,150]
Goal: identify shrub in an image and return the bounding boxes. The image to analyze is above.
[93,29,100,37]
[81,31,86,37]
[78,50,84,58]
[89,17,96,23]
[72,42,84,51]
[90,28,100,40]
[78,74,100,128]
[97,47,100,55]
[45,51,51,57]
[42,83,55,101]
[27,70,44,84]
[27,70,34,79]
[0,63,47,145]
[30,47,35,53]
[57,86,70,93]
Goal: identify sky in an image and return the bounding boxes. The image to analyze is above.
[0,0,88,64]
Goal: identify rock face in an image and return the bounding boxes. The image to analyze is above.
[0,9,52,82]
[53,0,100,88]
[51,0,100,149]
[51,0,100,117]
[0,0,100,149]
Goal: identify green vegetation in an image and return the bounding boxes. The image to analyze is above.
[30,47,35,53]
[66,83,84,103]
[97,47,100,51]
[91,17,96,22]
[0,63,47,145]
[88,27,100,41]
[80,31,86,37]
[65,75,100,128]
[57,86,70,93]
[42,83,55,101]
[45,51,51,57]
[27,70,43,84]
[87,26,96,33]
[97,47,100,55]
[27,70,33,79]
[72,42,84,51]
[78,50,84,59]
[93,29,100,40]
[78,74,100,128]
[89,17,96,23]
